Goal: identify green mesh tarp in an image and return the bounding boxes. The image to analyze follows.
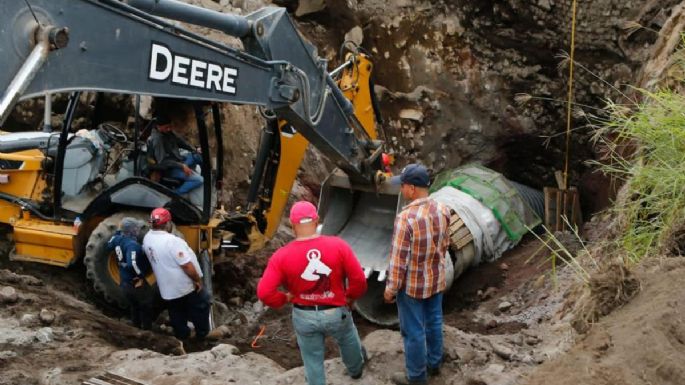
[430,165,541,242]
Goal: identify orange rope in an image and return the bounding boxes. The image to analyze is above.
[563,0,579,190]
[251,325,266,348]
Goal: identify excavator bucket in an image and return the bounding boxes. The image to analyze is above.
[318,170,401,325]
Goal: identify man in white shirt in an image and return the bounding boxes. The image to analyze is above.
[143,207,210,339]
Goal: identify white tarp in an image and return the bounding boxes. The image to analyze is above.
[431,186,514,266]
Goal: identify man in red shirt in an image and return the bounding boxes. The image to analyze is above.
[257,201,368,385]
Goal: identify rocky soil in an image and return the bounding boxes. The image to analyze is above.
[3,223,683,385]
[0,233,578,385]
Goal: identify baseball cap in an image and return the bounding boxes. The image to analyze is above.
[120,217,142,236]
[390,163,430,187]
[150,207,172,225]
[289,201,319,224]
[155,113,172,126]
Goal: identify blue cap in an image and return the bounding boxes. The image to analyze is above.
[390,163,430,187]
[120,217,142,237]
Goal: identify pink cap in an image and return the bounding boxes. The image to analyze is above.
[289,201,319,224]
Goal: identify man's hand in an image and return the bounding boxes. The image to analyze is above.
[383,288,396,304]
[285,292,294,303]
[193,280,203,293]
[345,296,355,308]
[182,164,193,176]
[133,277,144,288]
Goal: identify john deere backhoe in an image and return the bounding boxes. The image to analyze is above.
[0,0,401,322]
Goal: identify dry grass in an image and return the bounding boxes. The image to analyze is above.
[570,261,641,333]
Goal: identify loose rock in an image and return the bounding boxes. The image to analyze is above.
[344,26,364,46]
[498,301,513,312]
[210,344,239,360]
[39,309,56,325]
[491,342,515,360]
[19,313,38,327]
[399,109,424,122]
[0,350,17,360]
[0,286,18,304]
[35,327,54,343]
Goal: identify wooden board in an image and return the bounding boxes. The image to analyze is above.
[82,372,147,385]
[543,186,582,231]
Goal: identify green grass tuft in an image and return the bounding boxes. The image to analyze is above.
[592,88,685,262]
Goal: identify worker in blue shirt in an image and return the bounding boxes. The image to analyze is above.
[106,217,153,330]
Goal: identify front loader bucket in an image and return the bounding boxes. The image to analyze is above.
[318,170,401,325]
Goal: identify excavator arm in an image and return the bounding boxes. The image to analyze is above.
[0,0,382,183]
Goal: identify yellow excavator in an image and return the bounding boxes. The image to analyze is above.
[0,0,399,324]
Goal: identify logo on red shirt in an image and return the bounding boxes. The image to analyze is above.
[299,248,334,301]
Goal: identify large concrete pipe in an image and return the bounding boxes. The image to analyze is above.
[319,165,542,326]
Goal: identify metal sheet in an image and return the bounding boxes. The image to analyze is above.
[333,190,398,271]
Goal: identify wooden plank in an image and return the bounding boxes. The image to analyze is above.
[554,170,566,190]
[543,185,583,232]
[555,188,563,232]
[571,187,583,227]
[82,372,147,385]
[82,379,112,385]
[562,189,569,228]
[543,187,554,229]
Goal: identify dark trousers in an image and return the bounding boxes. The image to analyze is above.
[165,288,211,339]
[122,282,154,330]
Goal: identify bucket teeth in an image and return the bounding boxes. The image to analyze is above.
[377,270,387,282]
[363,268,372,279]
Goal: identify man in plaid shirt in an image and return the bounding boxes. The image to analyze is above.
[384,164,450,385]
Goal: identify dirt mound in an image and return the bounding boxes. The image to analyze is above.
[523,257,685,385]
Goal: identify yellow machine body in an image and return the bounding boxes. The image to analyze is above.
[262,123,310,240]
[11,218,77,267]
[339,53,378,140]
[258,53,380,240]
[0,148,74,266]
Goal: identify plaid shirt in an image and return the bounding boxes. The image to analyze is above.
[386,197,450,299]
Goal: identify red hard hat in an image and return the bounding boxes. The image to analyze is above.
[150,207,172,225]
[381,153,391,166]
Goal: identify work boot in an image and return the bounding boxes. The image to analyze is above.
[427,365,440,377]
[350,346,368,379]
[205,325,228,341]
[390,372,427,385]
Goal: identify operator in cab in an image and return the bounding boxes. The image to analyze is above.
[147,112,203,195]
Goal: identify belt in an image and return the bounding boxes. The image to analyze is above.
[293,304,340,311]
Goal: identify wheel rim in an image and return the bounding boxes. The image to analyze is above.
[107,252,121,285]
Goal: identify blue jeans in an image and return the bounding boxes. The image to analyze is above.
[396,291,444,382]
[292,306,364,385]
[166,153,203,195]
